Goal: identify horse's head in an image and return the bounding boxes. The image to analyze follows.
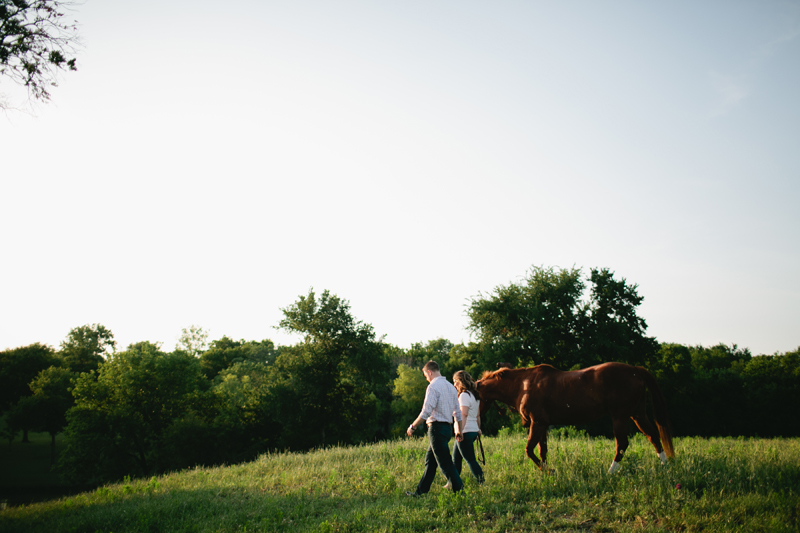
[478,367,511,389]
[476,367,515,417]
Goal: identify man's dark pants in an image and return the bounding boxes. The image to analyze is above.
[414,421,464,495]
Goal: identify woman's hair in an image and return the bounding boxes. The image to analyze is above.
[453,370,480,400]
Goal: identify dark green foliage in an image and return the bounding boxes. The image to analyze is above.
[58,342,208,483]
[583,268,659,367]
[198,337,277,379]
[23,366,76,462]
[272,289,392,449]
[59,324,116,375]
[738,348,800,437]
[3,273,797,490]
[467,266,657,372]
[5,395,38,444]
[389,363,428,436]
[156,361,281,471]
[691,343,752,372]
[468,266,586,369]
[654,344,800,438]
[403,339,456,373]
[0,343,58,413]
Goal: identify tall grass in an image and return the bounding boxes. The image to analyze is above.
[2,432,798,532]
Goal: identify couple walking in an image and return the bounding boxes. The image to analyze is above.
[406,361,484,496]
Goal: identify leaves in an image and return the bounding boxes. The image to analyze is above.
[274,289,391,449]
[467,266,658,371]
[0,0,81,104]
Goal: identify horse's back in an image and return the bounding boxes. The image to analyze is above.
[530,362,649,423]
[577,362,649,413]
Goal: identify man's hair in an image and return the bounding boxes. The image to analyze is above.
[422,360,439,373]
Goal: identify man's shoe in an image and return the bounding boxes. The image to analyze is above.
[405,491,420,497]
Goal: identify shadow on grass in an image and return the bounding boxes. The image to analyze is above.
[0,485,98,508]
[0,483,477,533]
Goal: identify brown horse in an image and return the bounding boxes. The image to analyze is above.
[477,362,674,473]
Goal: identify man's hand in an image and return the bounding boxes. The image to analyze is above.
[455,430,464,442]
[406,424,415,437]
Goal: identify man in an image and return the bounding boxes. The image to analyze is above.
[406,360,464,495]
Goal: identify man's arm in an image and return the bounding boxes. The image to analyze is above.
[406,415,426,437]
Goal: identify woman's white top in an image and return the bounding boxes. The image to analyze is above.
[455,391,481,433]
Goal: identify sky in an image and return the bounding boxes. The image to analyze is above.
[2,1,799,356]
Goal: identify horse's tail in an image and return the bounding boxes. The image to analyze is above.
[642,368,675,459]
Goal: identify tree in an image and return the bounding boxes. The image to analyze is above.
[389,363,429,436]
[405,339,456,375]
[176,325,209,357]
[210,362,277,455]
[468,266,657,371]
[59,324,116,374]
[273,289,392,449]
[58,342,207,483]
[581,268,659,367]
[467,266,585,369]
[159,360,280,471]
[24,366,75,464]
[690,343,751,373]
[5,394,37,444]
[0,342,57,414]
[199,337,277,379]
[1,0,79,105]
[738,348,800,437]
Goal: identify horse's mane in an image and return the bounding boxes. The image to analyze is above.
[480,367,514,380]
[480,364,558,381]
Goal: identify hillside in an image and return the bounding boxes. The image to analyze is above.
[2,432,799,532]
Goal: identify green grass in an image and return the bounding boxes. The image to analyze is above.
[1,433,799,532]
[0,429,94,508]
[0,430,64,489]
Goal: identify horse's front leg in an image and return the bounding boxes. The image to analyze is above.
[525,423,549,471]
[524,422,542,469]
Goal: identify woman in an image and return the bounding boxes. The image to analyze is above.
[447,370,485,486]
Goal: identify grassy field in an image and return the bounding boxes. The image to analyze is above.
[1,431,798,532]
[0,429,97,508]
[0,430,63,488]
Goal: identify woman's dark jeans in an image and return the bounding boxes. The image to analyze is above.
[452,431,484,483]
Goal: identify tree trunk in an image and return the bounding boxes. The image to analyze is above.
[22,429,30,443]
[50,432,57,467]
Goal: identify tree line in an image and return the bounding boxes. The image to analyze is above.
[1,266,798,485]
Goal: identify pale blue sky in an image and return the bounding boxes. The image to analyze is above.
[2,1,798,356]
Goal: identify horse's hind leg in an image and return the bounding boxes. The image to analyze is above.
[631,414,667,464]
[537,428,549,470]
[609,417,629,474]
